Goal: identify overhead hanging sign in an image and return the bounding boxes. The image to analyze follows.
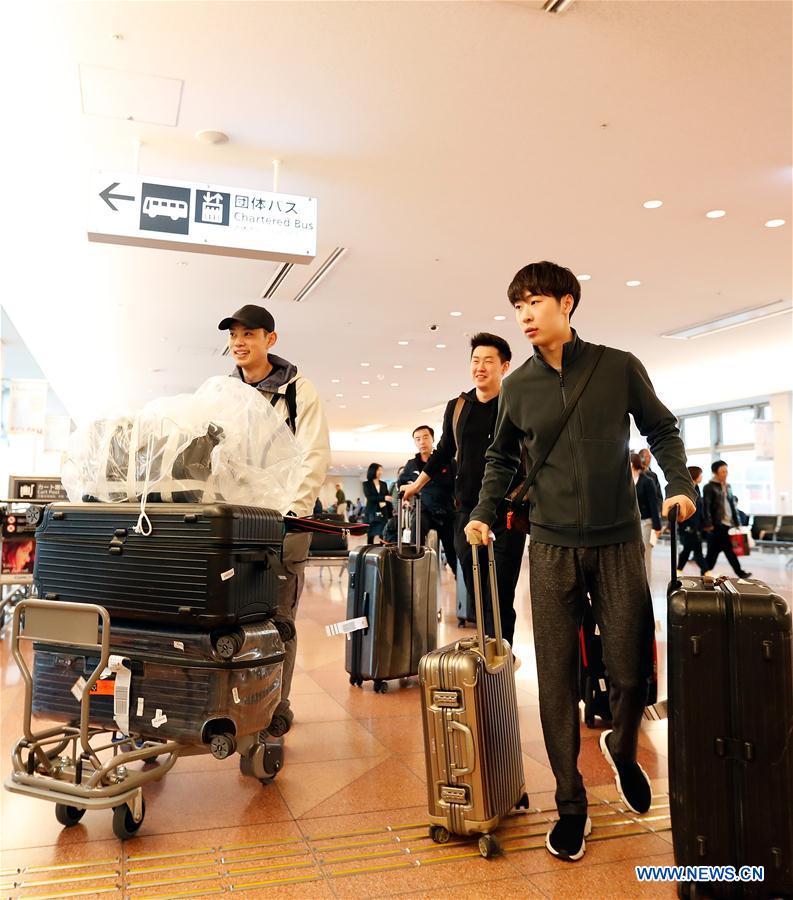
[87,173,317,264]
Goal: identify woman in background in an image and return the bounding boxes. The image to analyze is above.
[363,463,392,543]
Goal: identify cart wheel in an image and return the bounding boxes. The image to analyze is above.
[515,792,530,811]
[55,804,85,827]
[457,618,466,628]
[210,732,237,760]
[267,713,291,737]
[274,619,297,643]
[478,834,500,858]
[112,798,145,841]
[374,680,388,694]
[214,632,242,661]
[239,737,283,784]
[429,825,450,844]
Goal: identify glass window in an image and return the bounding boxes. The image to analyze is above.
[683,414,710,449]
[720,407,756,446]
[719,450,775,515]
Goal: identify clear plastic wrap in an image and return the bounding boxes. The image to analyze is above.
[62,377,303,514]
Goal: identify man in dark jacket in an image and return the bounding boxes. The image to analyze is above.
[702,460,751,578]
[677,465,707,574]
[398,426,457,574]
[401,334,526,646]
[466,261,696,863]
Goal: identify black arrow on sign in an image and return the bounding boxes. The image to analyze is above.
[99,182,136,212]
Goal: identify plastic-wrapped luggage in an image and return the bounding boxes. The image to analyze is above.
[419,537,528,857]
[32,620,284,755]
[34,502,284,626]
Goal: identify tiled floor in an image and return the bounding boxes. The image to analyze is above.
[1,542,790,898]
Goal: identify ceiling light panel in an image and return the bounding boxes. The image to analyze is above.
[661,299,792,340]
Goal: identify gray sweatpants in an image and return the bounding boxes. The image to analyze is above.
[529,539,655,816]
[274,531,312,713]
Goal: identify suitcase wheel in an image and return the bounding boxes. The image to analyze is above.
[349,675,364,688]
[209,732,237,760]
[55,804,85,827]
[478,834,500,859]
[274,619,297,643]
[267,713,292,737]
[514,792,530,811]
[457,619,466,628]
[429,825,450,844]
[239,737,283,785]
[112,798,145,841]
[374,680,388,694]
[213,631,244,661]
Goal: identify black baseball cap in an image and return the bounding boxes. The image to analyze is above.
[218,304,275,332]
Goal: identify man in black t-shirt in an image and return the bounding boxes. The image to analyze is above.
[401,333,526,646]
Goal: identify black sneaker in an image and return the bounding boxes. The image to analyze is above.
[600,730,652,814]
[738,571,752,579]
[545,814,592,862]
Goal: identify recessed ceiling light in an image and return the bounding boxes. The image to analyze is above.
[335,393,343,398]
[493,315,506,321]
[331,378,340,383]
[393,364,403,369]
[706,210,726,219]
[435,343,446,349]
[398,341,409,346]
[577,274,591,281]
[450,311,462,317]
[765,219,786,228]
[339,404,347,409]
[360,362,370,367]
[195,129,229,145]
[643,200,663,209]
[626,280,641,287]
[426,367,436,372]
[390,382,399,387]
[361,380,370,385]
[362,394,370,399]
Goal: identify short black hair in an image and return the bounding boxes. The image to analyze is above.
[470,332,512,363]
[507,261,581,317]
[366,462,382,481]
[630,452,643,471]
[412,425,434,439]
[687,465,702,481]
[711,460,728,474]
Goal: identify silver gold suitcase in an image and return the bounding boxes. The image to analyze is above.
[418,537,528,857]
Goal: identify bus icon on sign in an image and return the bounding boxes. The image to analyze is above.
[143,197,189,221]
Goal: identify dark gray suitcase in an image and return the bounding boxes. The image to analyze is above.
[33,502,283,626]
[456,565,476,627]
[346,499,437,692]
[667,508,793,899]
[32,620,284,755]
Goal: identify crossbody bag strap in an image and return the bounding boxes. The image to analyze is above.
[451,394,466,468]
[511,345,606,507]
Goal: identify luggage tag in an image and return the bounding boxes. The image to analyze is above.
[325,616,369,640]
[108,655,132,734]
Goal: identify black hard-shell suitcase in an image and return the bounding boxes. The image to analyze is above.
[667,507,793,899]
[346,499,437,692]
[32,620,284,755]
[33,502,283,626]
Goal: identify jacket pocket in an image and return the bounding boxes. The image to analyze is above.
[577,438,631,528]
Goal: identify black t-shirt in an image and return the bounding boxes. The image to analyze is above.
[457,397,499,509]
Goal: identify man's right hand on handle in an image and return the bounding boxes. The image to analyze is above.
[465,520,493,546]
[400,482,420,505]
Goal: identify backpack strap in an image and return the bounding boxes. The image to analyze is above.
[451,394,468,468]
[271,380,298,434]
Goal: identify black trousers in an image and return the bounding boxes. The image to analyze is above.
[454,507,526,646]
[411,508,457,575]
[704,523,746,575]
[529,539,655,816]
[677,528,706,573]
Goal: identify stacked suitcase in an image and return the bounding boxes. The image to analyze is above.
[31,502,289,777]
[667,507,793,899]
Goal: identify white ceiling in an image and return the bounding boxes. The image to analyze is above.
[2,1,791,463]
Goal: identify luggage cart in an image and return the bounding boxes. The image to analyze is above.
[4,599,185,839]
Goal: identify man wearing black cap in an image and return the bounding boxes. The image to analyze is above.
[218,304,330,736]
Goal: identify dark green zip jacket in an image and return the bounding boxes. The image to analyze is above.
[470,331,696,548]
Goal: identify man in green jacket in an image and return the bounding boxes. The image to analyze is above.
[466,261,696,863]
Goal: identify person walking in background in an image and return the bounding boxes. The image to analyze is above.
[702,460,751,578]
[677,465,706,575]
[638,448,664,515]
[363,463,393,543]
[631,452,661,586]
[334,482,348,520]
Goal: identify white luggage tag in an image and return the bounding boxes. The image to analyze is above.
[325,616,368,640]
[108,655,132,734]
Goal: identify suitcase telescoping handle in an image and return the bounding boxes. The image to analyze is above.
[668,504,681,592]
[397,493,422,556]
[468,531,505,658]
